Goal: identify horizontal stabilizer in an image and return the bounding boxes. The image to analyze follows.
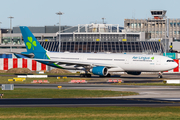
[21,52,32,55]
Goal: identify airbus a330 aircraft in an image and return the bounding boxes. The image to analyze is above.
[14,26,178,78]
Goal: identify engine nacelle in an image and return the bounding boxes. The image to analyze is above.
[91,66,108,76]
[127,71,141,75]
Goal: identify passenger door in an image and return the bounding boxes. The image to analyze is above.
[125,57,129,64]
[156,58,161,65]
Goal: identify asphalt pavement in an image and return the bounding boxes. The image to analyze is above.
[0,98,180,107]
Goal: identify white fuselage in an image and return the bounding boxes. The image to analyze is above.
[47,52,178,72]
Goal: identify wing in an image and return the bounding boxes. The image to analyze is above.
[27,58,117,68]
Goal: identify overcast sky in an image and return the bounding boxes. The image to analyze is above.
[0,0,178,28]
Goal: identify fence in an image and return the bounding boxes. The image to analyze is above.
[0,58,47,71]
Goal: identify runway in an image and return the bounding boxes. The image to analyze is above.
[0,98,180,107]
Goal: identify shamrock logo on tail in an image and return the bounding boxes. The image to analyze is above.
[26,37,37,50]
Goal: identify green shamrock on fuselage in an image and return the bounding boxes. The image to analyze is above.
[26,37,37,50]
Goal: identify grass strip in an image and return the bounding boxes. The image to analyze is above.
[0,107,180,119]
[0,88,138,98]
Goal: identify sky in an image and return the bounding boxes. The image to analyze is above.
[0,0,178,28]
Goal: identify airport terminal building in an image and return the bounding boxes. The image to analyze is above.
[0,23,164,56]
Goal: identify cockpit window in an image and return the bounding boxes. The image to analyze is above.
[167,60,174,62]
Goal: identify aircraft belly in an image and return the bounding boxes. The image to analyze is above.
[121,62,157,72]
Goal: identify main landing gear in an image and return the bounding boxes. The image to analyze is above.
[158,72,163,78]
[80,69,92,77]
[80,73,111,78]
[80,74,91,77]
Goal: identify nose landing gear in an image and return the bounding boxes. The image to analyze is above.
[158,72,163,78]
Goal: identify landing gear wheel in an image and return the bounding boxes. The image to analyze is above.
[158,75,162,78]
[80,74,91,77]
[80,74,85,77]
[85,74,91,77]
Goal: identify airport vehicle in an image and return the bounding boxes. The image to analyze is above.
[15,26,178,78]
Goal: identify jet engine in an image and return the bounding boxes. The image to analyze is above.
[127,71,141,75]
[90,66,108,76]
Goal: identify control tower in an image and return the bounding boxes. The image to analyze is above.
[150,10,167,19]
[124,10,168,39]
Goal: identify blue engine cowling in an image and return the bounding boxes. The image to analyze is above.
[91,66,108,76]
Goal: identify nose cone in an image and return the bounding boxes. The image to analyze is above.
[173,62,178,69]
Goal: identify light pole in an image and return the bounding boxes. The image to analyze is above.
[8,16,14,52]
[0,22,1,44]
[0,22,1,30]
[102,17,105,24]
[165,16,167,56]
[56,11,63,52]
